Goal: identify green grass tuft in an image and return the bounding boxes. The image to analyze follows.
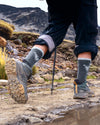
[87,75,97,79]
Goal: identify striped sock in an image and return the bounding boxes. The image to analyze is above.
[23,46,44,68]
[77,58,91,83]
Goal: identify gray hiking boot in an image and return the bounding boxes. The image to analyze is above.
[73,79,95,99]
[5,58,32,103]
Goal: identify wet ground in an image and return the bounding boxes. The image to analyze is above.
[42,105,100,125]
[0,79,100,125]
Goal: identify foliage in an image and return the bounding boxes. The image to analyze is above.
[54,78,65,82]
[21,43,27,48]
[0,20,14,39]
[13,31,39,36]
[0,63,7,79]
[32,65,37,75]
[12,31,39,44]
[87,75,97,79]
[0,48,7,79]
[89,65,98,72]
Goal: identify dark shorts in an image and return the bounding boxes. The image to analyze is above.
[34,0,98,60]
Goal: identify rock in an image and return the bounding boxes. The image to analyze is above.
[34,74,45,84]
[47,113,59,120]
[97,68,100,73]
[21,115,43,124]
[0,80,8,86]
[13,39,22,45]
[36,62,51,68]
[54,72,63,80]
[63,76,70,80]
[88,72,98,77]
[13,49,18,55]
[42,74,52,81]
[63,69,77,77]
[93,50,100,66]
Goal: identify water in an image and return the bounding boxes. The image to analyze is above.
[42,105,100,125]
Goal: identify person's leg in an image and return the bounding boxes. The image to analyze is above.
[5,6,70,103]
[73,52,94,99]
[77,52,91,84]
[73,0,98,99]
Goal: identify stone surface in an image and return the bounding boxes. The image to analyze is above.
[54,72,63,80]
[0,80,8,86]
[21,115,43,124]
[34,74,45,84]
[42,74,52,81]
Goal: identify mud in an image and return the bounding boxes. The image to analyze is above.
[0,79,100,125]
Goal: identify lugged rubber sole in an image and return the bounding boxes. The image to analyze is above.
[73,95,88,99]
[73,92,95,99]
[5,58,28,104]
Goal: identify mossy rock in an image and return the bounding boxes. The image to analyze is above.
[89,65,98,72]
[0,20,14,39]
[21,43,27,48]
[87,75,97,79]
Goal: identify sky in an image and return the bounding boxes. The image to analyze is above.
[0,0,100,26]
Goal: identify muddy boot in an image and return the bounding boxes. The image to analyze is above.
[5,58,32,104]
[73,79,95,99]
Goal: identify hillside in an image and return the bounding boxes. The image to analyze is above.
[0,4,76,41]
[0,4,48,33]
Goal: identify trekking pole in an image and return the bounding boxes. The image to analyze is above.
[51,49,56,95]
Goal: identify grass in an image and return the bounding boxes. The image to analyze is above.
[21,43,27,48]
[89,65,98,72]
[56,86,66,90]
[0,48,8,79]
[13,31,39,36]
[0,20,14,39]
[32,65,38,75]
[54,78,65,82]
[87,75,97,79]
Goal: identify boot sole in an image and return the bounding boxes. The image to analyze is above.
[73,93,88,99]
[5,58,28,104]
[73,93,95,99]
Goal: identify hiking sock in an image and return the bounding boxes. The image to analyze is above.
[23,46,44,68]
[77,58,91,83]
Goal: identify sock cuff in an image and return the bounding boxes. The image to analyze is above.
[78,58,91,61]
[32,46,44,57]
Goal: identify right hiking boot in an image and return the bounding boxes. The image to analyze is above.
[5,58,32,104]
[73,79,95,99]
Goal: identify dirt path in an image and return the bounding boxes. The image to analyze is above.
[0,79,100,125]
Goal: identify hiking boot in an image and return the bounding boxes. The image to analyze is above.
[5,58,32,103]
[73,79,95,99]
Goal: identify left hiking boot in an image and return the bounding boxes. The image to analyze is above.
[73,79,95,99]
[5,58,32,103]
